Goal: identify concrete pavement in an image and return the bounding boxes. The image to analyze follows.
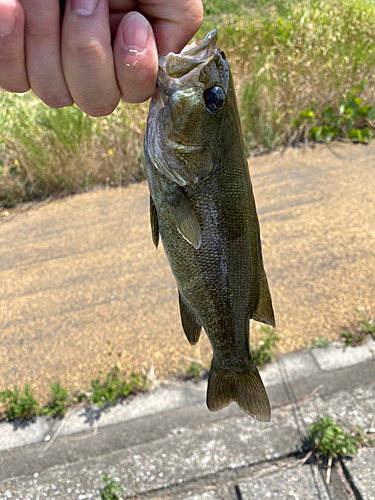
[0,341,374,499]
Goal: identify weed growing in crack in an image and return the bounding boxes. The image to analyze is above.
[341,308,375,346]
[99,473,124,500]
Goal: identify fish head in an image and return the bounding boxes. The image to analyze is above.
[146,30,234,187]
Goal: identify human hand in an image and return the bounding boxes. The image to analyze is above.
[0,0,203,115]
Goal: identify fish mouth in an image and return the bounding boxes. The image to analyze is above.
[155,30,219,109]
[163,30,218,79]
[158,30,218,82]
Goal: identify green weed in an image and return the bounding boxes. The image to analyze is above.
[90,366,147,408]
[300,80,375,143]
[251,325,280,368]
[42,382,77,418]
[309,416,360,458]
[307,336,330,349]
[99,472,124,500]
[178,358,206,381]
[0,384,40,421]
[341,308,375,346]
[186,361,205,380]
[0,366,149,421]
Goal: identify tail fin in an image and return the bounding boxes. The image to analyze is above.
[207,359,271,422]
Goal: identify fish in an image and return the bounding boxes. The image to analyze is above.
[144,30,275,421]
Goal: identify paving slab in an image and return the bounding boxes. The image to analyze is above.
[2,377,375,499]
[311,340,374,370]
[260,351,320,387]
[238,463,330,500]
[0,405,301,499]
[343,448,375,500]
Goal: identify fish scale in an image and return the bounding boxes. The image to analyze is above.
[144,30,275,421]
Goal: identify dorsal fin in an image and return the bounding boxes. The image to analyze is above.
[252,269,276,328]
[178,292,202,345]
[149,195,159,248]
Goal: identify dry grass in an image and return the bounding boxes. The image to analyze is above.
[0,92,148,207]
[1,0,375,207]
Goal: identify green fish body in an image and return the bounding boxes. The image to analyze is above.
[144,30,275,421]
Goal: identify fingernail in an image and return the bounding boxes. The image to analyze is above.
[122,12,150,52]
[0,0,16,36]
[71,0,98,16]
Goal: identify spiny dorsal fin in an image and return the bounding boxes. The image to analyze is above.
[178,292,202,345]
[164,185,201,249]
[207,358,271,422]
[150,196,159,248]
[252,269,276,328]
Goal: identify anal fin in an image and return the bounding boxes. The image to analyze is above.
[207,358,271,422]
[252,269,276,328]
[178,292,202,345]
[150,195,159,248]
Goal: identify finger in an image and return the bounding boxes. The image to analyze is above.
[108,1,203,54]
[113,11,157,103]
[19,0,72,107]
[137,0,204,55]
[62,0,120,116]
[0,0,29,92]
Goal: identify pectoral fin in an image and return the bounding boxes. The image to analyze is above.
[164,185,201,249]
[252,269,276,328]
[178,292,202,345]
[150,196,159,248]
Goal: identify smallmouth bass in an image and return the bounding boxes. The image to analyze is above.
[144,30,275,421]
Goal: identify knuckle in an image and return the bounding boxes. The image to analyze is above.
[0,51,21,65]
[69,39,105,60]
[185,0,204,31]
[26,29,57,43]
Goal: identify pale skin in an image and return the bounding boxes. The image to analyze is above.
[0,0,203,116]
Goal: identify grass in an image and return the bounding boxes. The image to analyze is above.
[198,0,375,152]
[0,366,148,422]
[251,325,280,368]
[0,92,148,208]
[1,0,375,207]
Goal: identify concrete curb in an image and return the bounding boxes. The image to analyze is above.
[1,337,374,454]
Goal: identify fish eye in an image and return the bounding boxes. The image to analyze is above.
[204,86,225,113]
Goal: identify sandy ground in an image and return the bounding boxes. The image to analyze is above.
[0,142,374,403]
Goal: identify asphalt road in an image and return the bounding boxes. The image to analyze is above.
[1,142,374,403]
